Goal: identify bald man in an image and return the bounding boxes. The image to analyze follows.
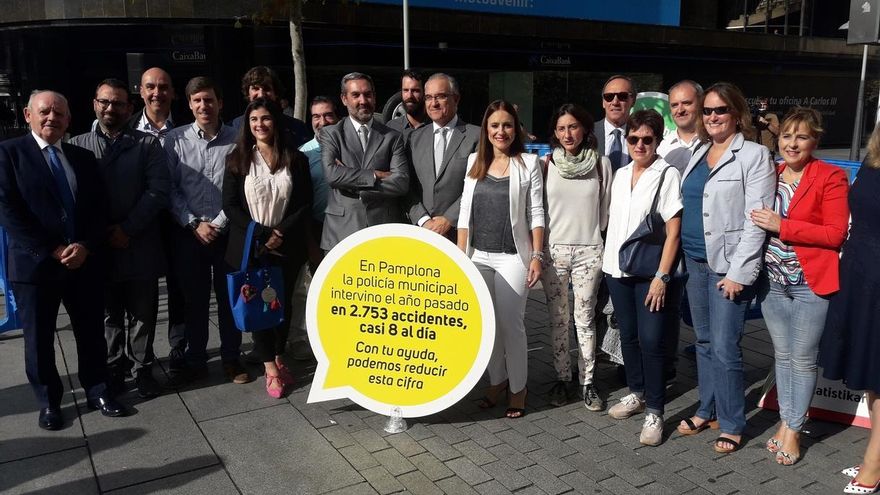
[0,90,127,430]
[129,67,177,143]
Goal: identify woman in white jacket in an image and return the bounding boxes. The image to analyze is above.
[458,100,544,418]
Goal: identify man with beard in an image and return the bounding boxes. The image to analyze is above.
[406,73,479,241]
[595,75,635,171]
[387,70,428,140]
[657,80,704,173]
[320,72,409,251]
[70,78,171,398]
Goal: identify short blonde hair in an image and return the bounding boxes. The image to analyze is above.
[780,107,824,141]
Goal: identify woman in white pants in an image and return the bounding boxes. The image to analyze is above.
[458,100,544,418]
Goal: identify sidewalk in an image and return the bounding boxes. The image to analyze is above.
[0,282,866,494]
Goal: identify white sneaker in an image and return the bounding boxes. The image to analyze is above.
[640,413,663,446]
[608,393,646,419]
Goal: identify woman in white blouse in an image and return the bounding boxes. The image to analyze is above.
[602,109,682,446]
[540,104,612,411]
[223,98,313,398]
[457,100,544,418]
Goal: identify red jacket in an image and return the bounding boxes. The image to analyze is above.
[777,159,850,296]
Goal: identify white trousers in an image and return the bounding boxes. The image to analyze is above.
[471,249,529,393]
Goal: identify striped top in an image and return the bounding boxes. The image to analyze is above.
[765,177,804,285]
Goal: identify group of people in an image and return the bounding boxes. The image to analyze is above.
[0,65,877,494]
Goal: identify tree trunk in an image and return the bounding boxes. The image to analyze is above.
[289,0,307,121]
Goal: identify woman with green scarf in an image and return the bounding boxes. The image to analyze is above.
[541,104,612,410]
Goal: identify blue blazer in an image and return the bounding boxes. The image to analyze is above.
[0,134,106,283]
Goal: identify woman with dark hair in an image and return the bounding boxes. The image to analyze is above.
[458,100,544,418]
[819,122,880,493]
[541,104,612,410]
[676,82,775,453]
[751,108,849,466]
[223,98,313,398]
[601,109,682,446]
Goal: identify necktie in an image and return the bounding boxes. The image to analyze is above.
[46,146,76,241]
[609,128,623,170]
[434,127,448,174]
[358,124,369,152]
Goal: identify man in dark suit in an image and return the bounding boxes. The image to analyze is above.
[0,90,126,430]
[406,73,479,241]
[230,66,312,148]
[595,75,635,171]
[70,78,171,399]
[319,72,409,250]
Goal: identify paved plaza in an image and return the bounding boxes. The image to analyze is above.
[0,282,867,495]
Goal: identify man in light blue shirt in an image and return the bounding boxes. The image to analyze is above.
[163,77,249,386]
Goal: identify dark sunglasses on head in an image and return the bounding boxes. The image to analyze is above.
[602,92,631,102]
[702,106,731,116]
[626,135,654,146]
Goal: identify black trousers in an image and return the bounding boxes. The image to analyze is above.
[105,278,159,373]
[14,262,108,409]
[250,257,302,363]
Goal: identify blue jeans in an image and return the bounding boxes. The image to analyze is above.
[605,275,669,415]
[758,278,828,432]
[684,258,752,435]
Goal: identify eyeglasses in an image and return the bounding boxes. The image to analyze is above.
[626,135,655,146]
[424,93,449,103]
[602,92,631,102]
[95,99,128,109]
[702,106,730,116]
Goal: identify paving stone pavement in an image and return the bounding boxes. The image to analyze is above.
[0,281,868,494]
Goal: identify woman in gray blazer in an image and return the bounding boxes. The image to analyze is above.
[675,83,775,453]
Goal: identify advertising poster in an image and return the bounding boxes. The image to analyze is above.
[758,369,870,429]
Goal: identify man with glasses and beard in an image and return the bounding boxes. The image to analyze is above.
[387,70,428,141]
[70,79,171,399]
[595,75,636,171]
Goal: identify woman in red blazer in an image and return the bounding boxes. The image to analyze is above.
[750,107,850,466]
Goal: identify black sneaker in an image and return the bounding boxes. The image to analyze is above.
[548,381,568,407]
[135,370,161,399]
[583,384,605,412]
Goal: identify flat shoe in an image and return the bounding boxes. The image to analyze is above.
[713,436,742,454]
[265,374,285,399]
[677,417,718,436]
[844,477,880,494]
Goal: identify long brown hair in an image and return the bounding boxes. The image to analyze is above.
[547,103,597,153]
[703,82,756,142]
[470,99,526,180]
[226,98,294,175]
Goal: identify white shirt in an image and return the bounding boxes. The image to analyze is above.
[31,131,77,196]
[417,115,460,227]
[602,157,683,278]
[657,130,701,174]
[244,148,293,228]
[603,119,629,165]
[136,110,174,144]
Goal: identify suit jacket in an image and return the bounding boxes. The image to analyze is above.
[406,118,480,230]
[223,148,313,270]
[318,118,409,250]
[775,159,849,296]
[594,119,628,169]
[0,134,106,283]
[682,133,775,285]
[458,153,545,269]
[69,128,170,281]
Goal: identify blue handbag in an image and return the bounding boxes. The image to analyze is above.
[226,221,285,332]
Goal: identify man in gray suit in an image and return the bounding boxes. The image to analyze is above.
[595,75,635,171]
[406,73,479,242]
[70,78,171,399]
[320,72,409,250]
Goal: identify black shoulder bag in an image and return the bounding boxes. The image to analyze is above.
[618,166,673,279]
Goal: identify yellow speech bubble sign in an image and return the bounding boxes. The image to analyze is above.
[307,224,495,417]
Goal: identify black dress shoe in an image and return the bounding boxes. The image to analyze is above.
[86,396,128,417]
[38,407,63,430]
[135,370,161,399]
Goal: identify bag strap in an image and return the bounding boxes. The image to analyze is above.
[649,166,673,215]
[240,221,258,272]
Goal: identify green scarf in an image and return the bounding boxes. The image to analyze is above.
[552,146,598,179]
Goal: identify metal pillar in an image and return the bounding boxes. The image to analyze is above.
[403,0,410,69]
[850,45,868,161]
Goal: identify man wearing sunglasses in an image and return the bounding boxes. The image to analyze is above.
[595,75,635,171]
[70,78,171,400]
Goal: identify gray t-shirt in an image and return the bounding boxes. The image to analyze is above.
[472,176,516,254]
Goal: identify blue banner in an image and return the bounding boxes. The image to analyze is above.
[362,0,680,27]
[0,229,21,334]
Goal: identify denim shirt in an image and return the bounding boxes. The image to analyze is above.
[164,122,235,229]
[299,137,329,224]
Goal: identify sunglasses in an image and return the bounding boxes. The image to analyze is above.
[602,92,631,102]
[702,106,731,116]
[626,135,655,146]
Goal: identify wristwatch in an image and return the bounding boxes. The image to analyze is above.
[186,219,201,231]
[655,271,671,284]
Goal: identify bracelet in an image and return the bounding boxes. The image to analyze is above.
[530,251,544,262]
